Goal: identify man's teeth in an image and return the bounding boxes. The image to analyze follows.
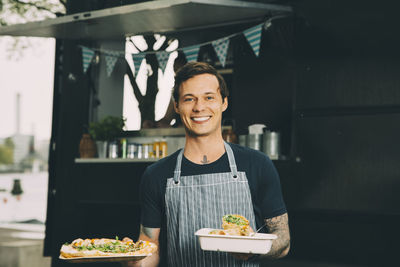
[192,117,210,121]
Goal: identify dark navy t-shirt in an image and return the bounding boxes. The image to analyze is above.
[140,143,287,229]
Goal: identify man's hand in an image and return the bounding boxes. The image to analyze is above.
[122,225,160,267]
[231,213,290,262]
[231,253,257,261]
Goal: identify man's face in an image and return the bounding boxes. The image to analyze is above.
[174,73,228,137]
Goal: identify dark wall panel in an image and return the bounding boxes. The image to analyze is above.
[292,113,400,214]
[231,33,295,155]
[296,57,400,109]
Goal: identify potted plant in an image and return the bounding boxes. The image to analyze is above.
[88,116,126,158]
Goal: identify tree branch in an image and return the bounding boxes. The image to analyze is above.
[125,59,144,104]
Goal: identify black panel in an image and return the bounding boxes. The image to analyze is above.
[296,57,400,109]
[73,163,149,203]
[287,210,400,266]
[292,113,400,213]
[74,202,141,239]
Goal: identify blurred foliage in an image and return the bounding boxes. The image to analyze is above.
[0,0,66,25]
[0,0,66,60]
[0,137,14,164]
[89,116,126,141]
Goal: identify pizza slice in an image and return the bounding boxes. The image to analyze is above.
[60,237,156,259]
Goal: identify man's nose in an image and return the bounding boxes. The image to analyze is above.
[193,98,206,111]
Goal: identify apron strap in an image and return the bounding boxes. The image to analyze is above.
[224,141,239,178]
[173,148,184,184]
[173,142,239,183]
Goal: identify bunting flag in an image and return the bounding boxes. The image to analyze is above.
[243,23,263,57]
[132,53,146,76]
[156,51,170,73]
[104,51,120,77]
[212,37,230,67]
[182,44,200,62]
[81,46,94,73]
[80,21,269,77]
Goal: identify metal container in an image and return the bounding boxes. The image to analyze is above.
[247,134,263,151]
[238,135,247,147]
[263,131,280,160]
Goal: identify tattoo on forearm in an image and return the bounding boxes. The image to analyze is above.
[263,213,290,259]
[201,155,209,164]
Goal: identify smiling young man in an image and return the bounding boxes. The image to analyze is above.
[126,62,290,267]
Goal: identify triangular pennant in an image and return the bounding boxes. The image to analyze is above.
[212,37,230,67]
[132,53,146,76]
[104,51,120,77]
[156,51,170,73]
[182,44,200,62]
[243,24,263,57]
[81,46,94,73]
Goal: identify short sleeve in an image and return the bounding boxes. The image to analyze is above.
[139,166,163,228]
[255,154,287,219]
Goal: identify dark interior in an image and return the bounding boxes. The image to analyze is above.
[45,1,400,266]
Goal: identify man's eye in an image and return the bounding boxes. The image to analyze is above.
[184,98,193,102]
[206,96,214,100]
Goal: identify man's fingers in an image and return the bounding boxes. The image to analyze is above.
[231,253,252,261]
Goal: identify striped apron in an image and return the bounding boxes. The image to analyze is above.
[165,142,259,267]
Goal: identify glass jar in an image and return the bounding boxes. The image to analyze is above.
[142,144,148,159]
[127,143,136,159]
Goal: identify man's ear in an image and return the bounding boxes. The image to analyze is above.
[174,101,180,114]
[222,97,228,112]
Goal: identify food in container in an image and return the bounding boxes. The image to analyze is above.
[221,214,253,236]
[195,228,277,254]
[195,214,277,254]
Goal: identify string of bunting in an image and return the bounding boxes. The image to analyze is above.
[81,21,270,77]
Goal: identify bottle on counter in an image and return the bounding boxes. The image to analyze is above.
[108,141,119,158]
[153,139,160,158]
[79,133,96,158]
[120,138,127,158]
[127,143,136,159]
[137,144,143,159]
[143,143,153,159]
[160,139,168,158]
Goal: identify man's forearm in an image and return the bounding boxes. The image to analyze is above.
[259,213,290,260]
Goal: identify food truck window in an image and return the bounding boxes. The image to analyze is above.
[123,35,178,130]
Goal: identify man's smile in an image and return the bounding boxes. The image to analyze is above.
[191,116,211,122]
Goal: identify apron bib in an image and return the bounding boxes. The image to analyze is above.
[165,142,259,267]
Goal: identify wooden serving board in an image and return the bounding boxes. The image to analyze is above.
[59,254,149,263]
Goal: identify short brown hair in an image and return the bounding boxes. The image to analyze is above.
[173,62,229,103]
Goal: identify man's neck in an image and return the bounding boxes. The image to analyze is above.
[183,135,226,165]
